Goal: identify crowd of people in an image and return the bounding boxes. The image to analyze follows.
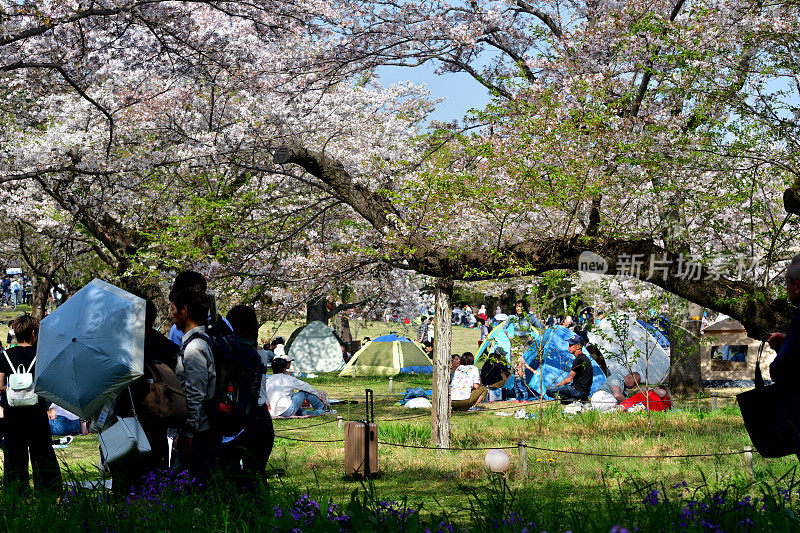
[0,270,340,497]
[2,254,799,494]
[441,298,671,413]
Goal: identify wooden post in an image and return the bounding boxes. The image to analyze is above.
[711,396,718,411]
[352,365,356,378]
[389,377,394,393]
[744,446,754,481]
[518,440,528,481]
[337,416,343,429]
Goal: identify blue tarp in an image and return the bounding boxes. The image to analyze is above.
[400,366,433,374]
[374,333,413,343]
[524,326,606,399]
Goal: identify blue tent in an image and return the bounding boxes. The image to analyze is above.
[475,320,514,364]
[523,326,606,399]
[637,320,670,348]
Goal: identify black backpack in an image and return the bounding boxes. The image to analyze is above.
[184,329,264,438]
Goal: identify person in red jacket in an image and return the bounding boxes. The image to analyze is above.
[618,386,671,412]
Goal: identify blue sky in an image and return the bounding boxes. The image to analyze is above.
[377,63,491,123]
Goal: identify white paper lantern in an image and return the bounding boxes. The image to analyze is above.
[484,449,511,472]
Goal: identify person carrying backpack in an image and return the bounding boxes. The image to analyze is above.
[0,314,61,494]
[217,305,273,492]
[10,278,21,309]
[110,299,182,495]
[171,274,217,481]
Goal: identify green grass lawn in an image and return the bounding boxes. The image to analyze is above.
[30,374,795,519]
[3,312,797,530]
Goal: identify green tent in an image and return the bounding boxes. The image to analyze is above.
[339,334,432,376]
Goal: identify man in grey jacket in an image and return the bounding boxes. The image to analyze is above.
[171,274,217,481]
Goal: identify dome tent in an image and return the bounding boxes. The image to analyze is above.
[339,334,432,376]
[588,314,670,384]
[285,321,345,373]
[523,325,607,399]
[477,323,606,398]
[475,320,514,364]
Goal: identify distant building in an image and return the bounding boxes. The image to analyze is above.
[701,318,776,381]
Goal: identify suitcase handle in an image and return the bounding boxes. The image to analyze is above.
[365,389,374,423]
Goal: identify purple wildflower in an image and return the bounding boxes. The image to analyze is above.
[643,489,659,507]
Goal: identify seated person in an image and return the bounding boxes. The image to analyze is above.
[423,341,434,361]
[264,357,329,417]
[450,354,461,376]
[618,386,671,412]
[479,347,511,388]
[451,353,487,411]
[590,372,641,412]
[48,404,82,436]
[513,352,535,402]
[545,335,592,402]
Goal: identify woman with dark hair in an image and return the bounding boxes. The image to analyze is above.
[451,352,487,411]
[0,315,61,493]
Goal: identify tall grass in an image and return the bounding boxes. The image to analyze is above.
[3,465,800,531]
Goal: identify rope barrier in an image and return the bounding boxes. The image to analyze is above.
[272,399,562,433]
[517,443,747,459]
[275,434,344,443]
[270,395,746,459]
[376,440,747,458]
[274,432,747,460]
[273,418,340,431]
[378,440,517,451]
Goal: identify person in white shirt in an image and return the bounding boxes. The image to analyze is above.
[450,352,487,411]
[265,356,329,417]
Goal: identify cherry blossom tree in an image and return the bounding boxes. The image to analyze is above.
[4,0,800,447]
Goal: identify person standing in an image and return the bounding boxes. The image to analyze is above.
[513,351,536,402]
[768,254,800,383]
[171,275,217,481]
[478,317,490,347]
[2,276,10,306]
[417,315,430,344]
[10,278,21,309]
[219,304,273,492]
[0,315,61,494]
[110,299,179,495]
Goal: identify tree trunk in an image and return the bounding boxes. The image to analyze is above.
[306,296,329,325]
[668,298,703,394]
[338,315,353,344]
[30,275,50,321]
[432,278,453,449]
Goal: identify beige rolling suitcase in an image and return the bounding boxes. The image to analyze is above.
[344,389,378,477]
